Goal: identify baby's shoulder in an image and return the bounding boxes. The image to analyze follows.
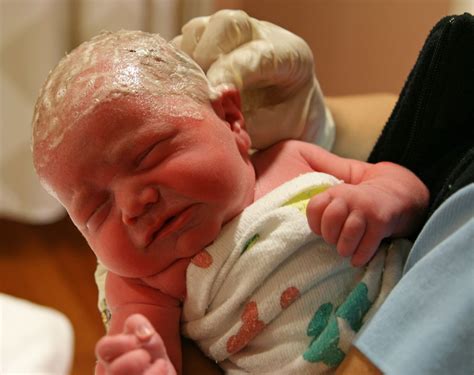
[253,139,307,158]
[251,140,316,196]
[252,139,313,166]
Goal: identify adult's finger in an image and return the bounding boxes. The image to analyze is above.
[169,34,182,49]
[207,39,274,90]
[177,16,209,56]
[192,9,255,71]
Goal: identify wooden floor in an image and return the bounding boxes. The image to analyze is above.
[1,216,104,375]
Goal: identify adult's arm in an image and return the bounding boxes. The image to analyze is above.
[172,9,334,151]
[341,16,474,373]
[367,14,474,219]
[352,183,474,374]
[336,347,381,375]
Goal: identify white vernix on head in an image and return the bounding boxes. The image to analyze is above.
[32,30,218,169]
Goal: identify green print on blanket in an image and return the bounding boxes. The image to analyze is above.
[303,282,372,367]
[282,185,331,213]
[240,185,330,255]
[242,233,260,254]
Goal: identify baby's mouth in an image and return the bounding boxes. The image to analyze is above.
[146,206,194,247]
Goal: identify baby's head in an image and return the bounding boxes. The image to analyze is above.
[33,30,213,170]
[32,30,254,277]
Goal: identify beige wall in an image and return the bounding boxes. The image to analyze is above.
[214,0,459,96]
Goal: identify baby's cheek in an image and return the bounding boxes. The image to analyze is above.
[171,154,236,199]
[177,215,222,257]
[94,220,165,278]
[89,222,134,274]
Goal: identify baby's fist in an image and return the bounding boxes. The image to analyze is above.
[95,314,176,375]
[306,184,392,267]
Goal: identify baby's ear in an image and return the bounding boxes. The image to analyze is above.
[211,88,251,154]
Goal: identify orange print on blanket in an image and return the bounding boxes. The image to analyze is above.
[191,249,213,268]
[226,301,265,354]
[280,286,300,309]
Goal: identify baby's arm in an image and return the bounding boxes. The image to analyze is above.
[297,142,429,266]
[95,272,181,375]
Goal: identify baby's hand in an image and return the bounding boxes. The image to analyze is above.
[306,163,428,267]
[307,183,396,267]
[95,314,176,375]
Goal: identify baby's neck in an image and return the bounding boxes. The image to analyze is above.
[251,142,315,201]
[141,258,190,302]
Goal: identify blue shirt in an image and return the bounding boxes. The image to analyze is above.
[355,184,474,375]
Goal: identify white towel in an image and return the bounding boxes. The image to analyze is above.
[183,172,409,374]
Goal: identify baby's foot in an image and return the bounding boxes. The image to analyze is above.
[95,314,176,375]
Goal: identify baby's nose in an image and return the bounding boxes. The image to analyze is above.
[117,186,159,225]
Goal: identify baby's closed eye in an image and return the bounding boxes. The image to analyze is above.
[135,134,176,170]
[86,200,111,232]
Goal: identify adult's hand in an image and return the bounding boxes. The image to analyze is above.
[172,9,334,150]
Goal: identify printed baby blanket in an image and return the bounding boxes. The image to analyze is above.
[183,172,409,374]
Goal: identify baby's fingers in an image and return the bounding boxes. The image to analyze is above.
[144,359,177,375]
[307,194,351,245]
[306,192,332,236]
[124,314,170,361]
[320,197,350,245]
[107,349,152,375]
[351,227,383,267]
[95,361,106,375]
[336,211,366,258]
[96,334,139,365]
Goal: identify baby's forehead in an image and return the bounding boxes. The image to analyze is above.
[36,54,203,142]
[53,95,208,167]
[60,94,208,152]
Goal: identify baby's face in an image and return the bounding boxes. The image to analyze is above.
[40,95,255,277]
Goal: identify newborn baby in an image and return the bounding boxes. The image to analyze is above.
[32,30,428,374]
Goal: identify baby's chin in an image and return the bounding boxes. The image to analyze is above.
[93,208,227,277]
[94,241,188,279]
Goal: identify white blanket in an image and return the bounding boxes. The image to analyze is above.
[0,294,74,374]
[183,172,409,374]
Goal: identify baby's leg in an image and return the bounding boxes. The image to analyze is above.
[95,314,176,375]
